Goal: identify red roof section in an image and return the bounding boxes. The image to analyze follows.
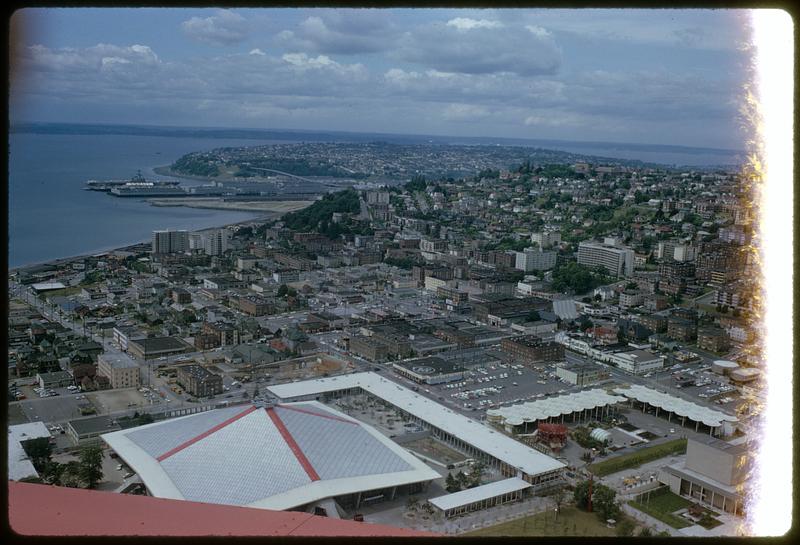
[9,481,438,537]
[157,405,258,462]
[265,407,321,481]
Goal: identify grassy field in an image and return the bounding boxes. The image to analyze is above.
[465,506,617,537]
[588,438,688,477]
[628,488,693,529]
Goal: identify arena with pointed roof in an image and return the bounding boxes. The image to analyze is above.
[101,401,440,512]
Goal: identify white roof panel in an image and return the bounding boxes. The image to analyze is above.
[268,373,566,477]
[161,408,310,505]
[429,478,531,511]
[614,384,738,428]
[102,400,438,511]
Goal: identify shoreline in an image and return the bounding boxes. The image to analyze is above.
[8,213,273,275]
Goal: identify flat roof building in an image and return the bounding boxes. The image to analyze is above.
[392,357,466,384]
[429,477,531,518]
[577,240,635,277]
[97,352,140,389]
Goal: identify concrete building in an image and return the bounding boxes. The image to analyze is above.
[97,352,141,389]
[127,337,191,360]
[555,362,608,386]
[530,231,561,249]
[659,437,747,515]
[67,415,122,446]
[152,230,189,255]
[500,336,564,365]
[515,248,557,272]
[203,229,229,256]
[176,365,223,398]
[36,370,73,389]
[392,357,465,385]
[606,349,664,375]
[577,239,635,277]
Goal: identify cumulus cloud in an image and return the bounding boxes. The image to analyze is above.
[181,10,249,46]
[395,21,561,76]
[276,11,396,55]
[442,103,490,121]
[446,18,503,31]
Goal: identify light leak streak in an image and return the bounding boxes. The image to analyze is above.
[747,8,793,537]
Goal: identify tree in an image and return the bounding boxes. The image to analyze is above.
[638,526,654,537]
[21,437,53,473]
[78,445,104,489]
[573,479,591,510]
[445,472,460,493]
[616,517,636,536]
[592,484,620,521]
[60,461,85,488]
[277,284,288,297]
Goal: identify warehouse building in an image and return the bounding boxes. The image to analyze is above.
[102,401,439,512]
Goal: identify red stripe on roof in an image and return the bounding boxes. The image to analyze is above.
[276,404,358,425]
[157,405,259,462]
[266,407,320,481]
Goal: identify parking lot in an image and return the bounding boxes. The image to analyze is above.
[14,392,93,424]
[86,388,150,413]
[405,360,582,418]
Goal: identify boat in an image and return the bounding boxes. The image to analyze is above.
[85,170,182,192]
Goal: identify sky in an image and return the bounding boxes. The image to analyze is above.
[9,8,754,149]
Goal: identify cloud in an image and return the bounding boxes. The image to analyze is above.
[181,10,249,46]
[276,11,396,55]
[395,21,561,76]
[442,103,490,121]
[446,17,503,31]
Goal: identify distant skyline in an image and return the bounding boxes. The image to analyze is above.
[10,8,752,150]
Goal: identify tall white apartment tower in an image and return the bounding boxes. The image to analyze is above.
[203,228,229,256]
[577,240,635,277]
[152,230,189,255]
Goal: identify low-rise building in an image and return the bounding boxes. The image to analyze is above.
[500,336,564,365]
[97,353,140,389]
[176,365,223,398]
[555,362,608,386]
[127,336,191,360]
[37,370,73,389]
[607,349,664,375]
[659,437,747,515]
[392,357,466,385]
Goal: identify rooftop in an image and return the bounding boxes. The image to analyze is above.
[613,384,738,428]
[99,352,139,369]
[429,477,531,512]
[102,401,438,511]
[487,389,627,426]
[268,373,566,478]
[8,481,435,536]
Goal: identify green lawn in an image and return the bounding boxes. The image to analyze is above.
[588,438,688,477]
[628,488,693,529]
[628,500,691,529]
[465,506,617,537]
